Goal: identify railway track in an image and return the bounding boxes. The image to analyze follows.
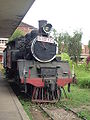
[39,105,81,120]
[31,104,87,120]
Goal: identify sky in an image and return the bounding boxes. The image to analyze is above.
[23,0,90,45]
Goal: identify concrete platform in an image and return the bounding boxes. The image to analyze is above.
[0,72,30,120]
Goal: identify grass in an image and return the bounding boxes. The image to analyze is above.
[18,96,33,120]
[56,85,90,120]
[74,64,90,88]
[78,110,90,120]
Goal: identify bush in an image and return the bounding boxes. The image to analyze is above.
[75,64,90,88]
[58,53,73,69]
[0,63,4,74]
[77,78,90,88]
[86,56,90,70]
[86,62,90,71]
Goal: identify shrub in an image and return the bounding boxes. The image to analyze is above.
[86,56,90,64]
[0,63,4,74]
[77,78,90,88]
[86,56,90,70]
[59,53,73,69]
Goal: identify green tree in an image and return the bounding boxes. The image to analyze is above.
[52,29,70,53]
[57,33,64,53]
[61,32,70,53]
[52,29,62,53]
[68,31,82,63]
[9,29,24,41]
[88,40,90,54]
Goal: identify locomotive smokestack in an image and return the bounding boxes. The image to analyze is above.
[38,20,47,34]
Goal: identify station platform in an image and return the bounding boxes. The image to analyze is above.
[0,72,30,120]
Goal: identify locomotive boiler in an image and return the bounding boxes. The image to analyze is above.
[3,20,72,102]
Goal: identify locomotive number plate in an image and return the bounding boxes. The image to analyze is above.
[37,36,54,43]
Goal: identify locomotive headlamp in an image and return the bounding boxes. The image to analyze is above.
[43,23,52,33]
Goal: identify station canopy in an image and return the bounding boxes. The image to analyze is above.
[0,0,35,38]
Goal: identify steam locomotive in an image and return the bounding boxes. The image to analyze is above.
[3,20,72,103]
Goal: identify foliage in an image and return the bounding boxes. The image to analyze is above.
[59,53,73,69]
[57,32,70,53]
[53,29,82,63]
[52,29,70,53]
[86,56,90,70]
[60,53,71,61]
[86,56,90,64]
[0,63,4,74]
[72,61,90,88]
[68,31,82,63]
[61,32,70,53]
[88,40,90,54]
[78,78,90,88]
[52,29,58,40]
[57,33,64,53]
[52,29,62,53]
[9,29,24,41]
[19,96,32,120]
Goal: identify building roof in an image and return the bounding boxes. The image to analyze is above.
[17,22,37,35]
[19,22,36,30]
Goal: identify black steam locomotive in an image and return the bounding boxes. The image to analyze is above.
[3,20,72,102]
